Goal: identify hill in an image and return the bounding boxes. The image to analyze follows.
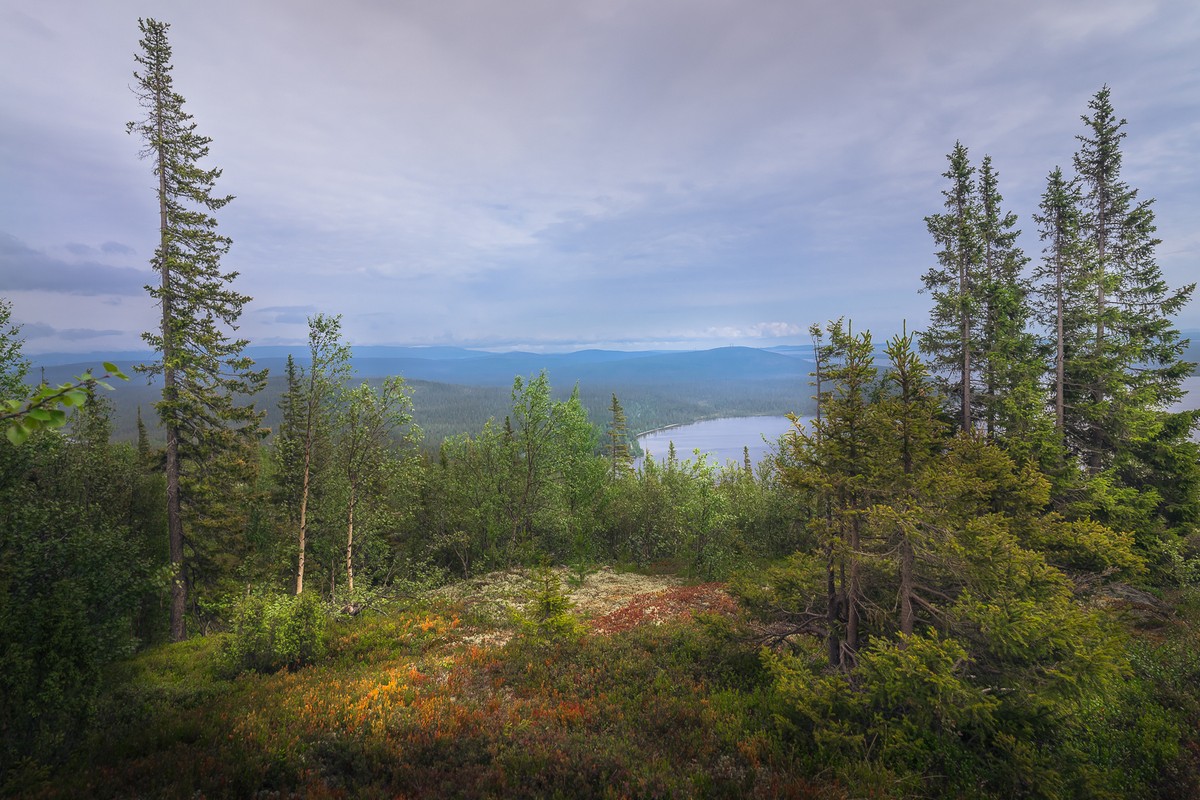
[28,346,818,445]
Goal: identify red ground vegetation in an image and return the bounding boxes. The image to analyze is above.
[589,583,738,635]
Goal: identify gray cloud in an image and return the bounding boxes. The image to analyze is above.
[101,241,136,256]
[19,321,123,341]
[1,0,1197,351]
[0,233,148,296]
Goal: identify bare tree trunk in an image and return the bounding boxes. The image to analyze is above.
[296,445,311,594]
[296,375,318,595]
[345,483,356,594]
[826,540,840,668]
[1090,203,1107,473]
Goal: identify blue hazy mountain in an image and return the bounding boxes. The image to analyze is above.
[31,345,810,388]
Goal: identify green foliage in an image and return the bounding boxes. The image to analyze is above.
[223,590,328,674]
[129,17,267,641]
[511,565,584,643]
[766,631,1001,793]
[2,363,130,446]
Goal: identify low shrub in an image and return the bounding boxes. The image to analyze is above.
[222,590,328,675]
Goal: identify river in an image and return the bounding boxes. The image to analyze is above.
[636,375,1200,469]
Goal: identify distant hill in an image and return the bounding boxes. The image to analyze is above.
[28,346,818,447]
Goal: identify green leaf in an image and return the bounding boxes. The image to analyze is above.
[63,390,88,407]
[27,408,53,422]
[6,422,30,446]
[103,361,120,374]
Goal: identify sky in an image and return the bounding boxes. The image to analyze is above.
[1,0,1197,355]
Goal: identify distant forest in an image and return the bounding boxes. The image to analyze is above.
[28,346,820,448]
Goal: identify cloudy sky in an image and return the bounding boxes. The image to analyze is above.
[1,0,1197,354]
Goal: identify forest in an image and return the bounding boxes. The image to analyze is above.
[2,17,1199,800]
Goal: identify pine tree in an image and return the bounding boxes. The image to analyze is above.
[128,18,265,641]
[873,329,944,638]
[780,319,879,666]
[920,142,981,433]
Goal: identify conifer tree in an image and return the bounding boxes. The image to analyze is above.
[606,393,632,479]
[1032,167,1089,437]
[781,319,878,666]
[872,329,944,637]
[128,18,265,641]
[920,142,981,433]
[1070,86,1195,471]
[974,156,1037,440]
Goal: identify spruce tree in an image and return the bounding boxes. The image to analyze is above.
[128,18,265,640]
[920,142,981,433]
[974,156,1037,440]
[1032,167,1089,437]
[1070,86,1195,471]
[606,393,632,479]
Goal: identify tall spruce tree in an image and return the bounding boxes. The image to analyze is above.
[128,18,265,640]
[974,156,1037,440]
[1070,86,1195,471]
[920,142,981,433]
[606,393,632,479]
[781,319,878,666]
[1032,167,1089,438]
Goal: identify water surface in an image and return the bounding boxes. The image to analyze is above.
[636,415,806,469]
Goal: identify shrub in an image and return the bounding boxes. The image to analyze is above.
[223,590,327,674]
[511,565,583,644]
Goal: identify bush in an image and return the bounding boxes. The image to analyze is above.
[511,565,583,644]
[223,590,328,674]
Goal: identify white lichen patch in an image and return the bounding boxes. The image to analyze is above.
[434,565,687,648]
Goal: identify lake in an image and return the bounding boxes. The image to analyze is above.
[637,375,1200,469]
[636,415,805,469]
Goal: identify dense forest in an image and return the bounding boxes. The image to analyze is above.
[2,18,1199,800]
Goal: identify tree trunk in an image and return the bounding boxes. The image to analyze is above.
[296,446,311,595]
[1055,248,1065,431]
[826,539,840,668]
[156,86,186,643]
[899,535,915,637]
[846,512,860,655]
[345,483,356,594]
[961,254,972,434]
